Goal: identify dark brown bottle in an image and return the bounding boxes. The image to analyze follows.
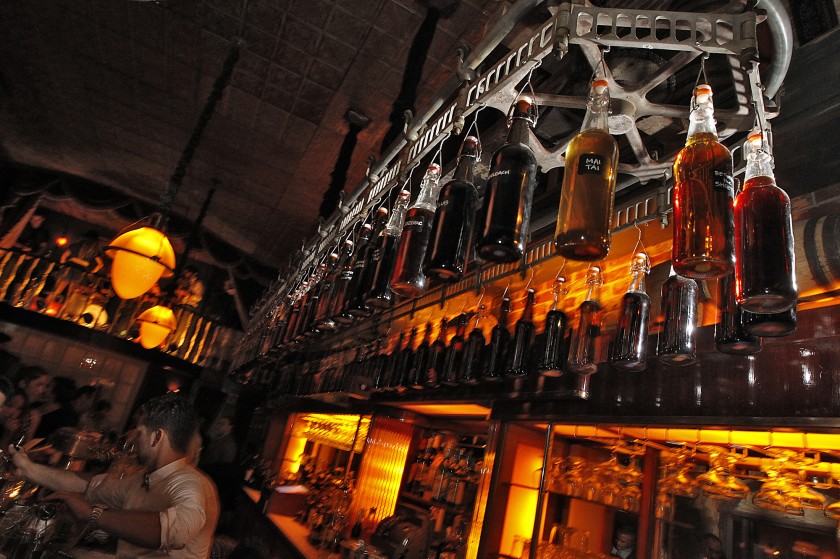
[376,332,404,391]
[443,313,470,385]
[734,131,797,313]
[567,266,603,376]
[366,190,412,308]
[314,243,353,333]
[327,233,366,326]
[345,207,389,320]
[393,328,417,391]
[390,164,443,299]
[672,84,735,279]
[483,295,511,381]
[716,272,761,355]
[743,306,796,337]
[426,136,480,281]
[554,79,619,261]
[476,96,539,263]
[460,307,486,384]
[539,278,568,377]
[506,288,536,377]
[610,253,651,371]
[425,318,448,388]
[408,323,433,389]
[656,267,698,365]
[281,290,304,346]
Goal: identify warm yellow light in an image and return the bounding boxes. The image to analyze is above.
[106,226,176,299]
[137,305,177,349]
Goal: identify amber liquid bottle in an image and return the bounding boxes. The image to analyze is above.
[426,136,480,282]
[409,323,433,389]
[425,318,449,388]
[476,96,539,263]
[366,190,412,308]
[539,278,568,377]
[506,288,536,377]
[568,266,604,376]
[610,253,651,371]
[390,164,443,299]
[460,307,486,384]
[443,313,469,385]
[716,272,761,355]
[483,295,511,381]
[555,79,619,261]
[672,84,735,279]
[734,130,797,313]
[656,267,698,366]
[340,209,388,323]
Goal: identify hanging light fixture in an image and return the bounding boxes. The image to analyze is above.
[105,38,242,300]
[136,305,178,349]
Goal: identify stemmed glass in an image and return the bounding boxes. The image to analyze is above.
[695,448,749,501]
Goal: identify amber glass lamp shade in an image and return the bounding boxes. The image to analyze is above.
[105,225,176,299]
[137,305,177,349]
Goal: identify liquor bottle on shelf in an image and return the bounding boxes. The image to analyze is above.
[506,288,536,377]
[716,272,761,355]
[432,447,453,502]
[476,96,539,263]
[425,318,449,389]
[554,78,619,261]
[409,322,433,389]
[656,267,698,365]
[743,306,796,337]
[314,239,354,332]
[460,306,487,384]
[426,136,480,282]
[392,327,417,391]
[568,266,604,398]
[672,84,735,279]
[483,295,511,381]
[734,130,797,313]
[442,313,470,386]
[366,190,412,309]
[333,220,376,325]
[539,276,568,377]
[374,332,403,391]
[345,207,389,320]
[610,253,651,371]
[390,164,443,299]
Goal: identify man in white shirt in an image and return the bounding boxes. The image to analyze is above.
[11,394,220,559]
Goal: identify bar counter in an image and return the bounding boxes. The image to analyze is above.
[238,487,322,559]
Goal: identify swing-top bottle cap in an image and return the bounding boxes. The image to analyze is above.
[362,223,373,232]
[694,84,713,103]
[514,95,534,111]
[592,78,609,94]
[375,206,389,217]
[630,252,650,273]
[329,252,339,260]
[343,239,354,249]
[747,129,763,148]
[397,189,411,199]
[426,163,441,175]
[585,266,603,284]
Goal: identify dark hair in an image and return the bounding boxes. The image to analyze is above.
[76,385,97,399]
[15,366,49,390]
[51,376,77,405]
[0,375,14,402]
[83,229,99,240]
[137,394,198,454]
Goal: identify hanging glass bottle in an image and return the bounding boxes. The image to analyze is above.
[483,294,511,381]
[554,78,619,260]
[656,266,698,365]
[539,275,568,377]
[345,208,390,320]
[568,265,604,376]
[443,313,470,385]
[506,288,536,377]
[375,332,404,391]
[425,318,449,389]
[610,253,651,371]
[408,322,433,389]
[325,233,366,328]
[426,136,480,281]
[672,84,735,279]
[476,96,539,263]
[460,305,487,385]
[366,190,412,308]
[734,130,797,313]
[715,272,761,355]
[392,327,417,391]
[314,240,354,332]
[743,306,796,337]
[390,164,443,298]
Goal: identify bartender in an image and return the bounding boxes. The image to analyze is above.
[10,394,220,559]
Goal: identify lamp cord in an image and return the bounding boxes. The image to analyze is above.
[158,38,243,220]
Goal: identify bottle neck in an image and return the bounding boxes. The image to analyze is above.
[506,116,533,146]
[744,150,775,183]
[436,321,448,343]
[521,290,535,322]
[627,270,646,294]
[412,173,442,211]
[584,282,601,304]
[498,299,511,327]
[581,90,610,131]
[385,197,411,235]
[453,152,477,184]
[686,104,718,143]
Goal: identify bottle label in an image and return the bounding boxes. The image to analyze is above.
[714,170,734,194]
[370,249,381,261]
[488,169,511,180]
[340,270,354,281]
[405,216,426,231]
[578,154,605,176]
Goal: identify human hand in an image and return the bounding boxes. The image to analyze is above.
[8,444,33,477]
[41,491,91,522]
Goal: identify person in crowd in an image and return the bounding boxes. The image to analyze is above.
[46,229,104,318]
[5,366,51,444]
[79,399,113,435]
[10,393,220,559]
[199,416,238,468]
[610,524,637,559]
[703,533,726,559]
[34,376,79,439]
[72,385,97,424]
[0,212,52,303]
[0,374,14,410]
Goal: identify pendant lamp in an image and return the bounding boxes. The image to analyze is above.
[137,305,178,349]
[105,38,242,300]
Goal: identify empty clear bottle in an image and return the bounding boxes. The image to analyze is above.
[610,253,651,371]
[569,266,604,399]
[656,266,698,366]
[554,78,619,261]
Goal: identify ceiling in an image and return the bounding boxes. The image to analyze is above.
[0,0,504,276]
